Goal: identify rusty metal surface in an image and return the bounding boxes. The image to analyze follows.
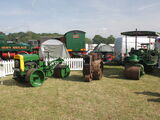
[83,53,103,82]
[124,66,140,80]
[84,75,92,82]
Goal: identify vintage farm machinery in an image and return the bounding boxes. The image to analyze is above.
[83,53,103,82]
[122,31,159,80]
[13,54,70,87]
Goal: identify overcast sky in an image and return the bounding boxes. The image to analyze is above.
[0,0,160,38]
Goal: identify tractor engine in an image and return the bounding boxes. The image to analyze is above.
[124,47,159,80]
[83,53,103,82]
[13,54,70,87]
[13,54,44,84]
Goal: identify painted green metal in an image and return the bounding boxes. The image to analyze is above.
[64,30,85,51]
[60,65,70,78]
[23,54,39,61]
[26,68,45,87]
[0,33,35,59]
[124,48,159,79]
[128,55,139,62]
[13,54,70,87]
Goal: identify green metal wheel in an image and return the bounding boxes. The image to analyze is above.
[25,68,45,87]
[64,65,70,77]
[60,68,66,78]
[54,65,70,78]
[60,66,70,78]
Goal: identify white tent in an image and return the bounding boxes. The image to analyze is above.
[39,39,70,58]
[94,43,114,52]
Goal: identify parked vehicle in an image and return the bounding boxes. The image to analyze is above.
[93,43,114,63]
[122,30,159,80]
[114,32,156,64]
[0,37,34,60]
[83,53,103,82]
[56,30,86,57]
[13,54,70,87]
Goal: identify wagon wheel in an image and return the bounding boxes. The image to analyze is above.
[25,68,45,87]
[124,66,140,80]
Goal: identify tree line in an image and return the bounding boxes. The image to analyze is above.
[0,31,115,44]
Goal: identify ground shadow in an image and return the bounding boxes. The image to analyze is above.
[149,68,160,78]
[0,79,30,87]
[103,67,125,79]
[62,75,85,82]
[135,91,160,102]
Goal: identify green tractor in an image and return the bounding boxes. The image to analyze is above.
[122,30,159,80]
[13,54,70,87]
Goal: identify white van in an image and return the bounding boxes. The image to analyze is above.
[114,36,155,63]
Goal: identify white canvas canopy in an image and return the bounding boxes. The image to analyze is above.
[39,39,70,58]
[94,43,114,52]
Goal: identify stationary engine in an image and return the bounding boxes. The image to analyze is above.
[83,53,103,82]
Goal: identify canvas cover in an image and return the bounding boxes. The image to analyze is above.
[94,43,114,52]
[39,39,70,58]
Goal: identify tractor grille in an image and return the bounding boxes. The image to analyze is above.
[15,59,20,68]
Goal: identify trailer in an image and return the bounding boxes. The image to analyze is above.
[56,30,86,57]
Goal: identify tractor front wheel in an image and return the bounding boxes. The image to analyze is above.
[124,66,140,80]
[25,68,45,87]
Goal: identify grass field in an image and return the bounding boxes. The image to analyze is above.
[0,65,160,120]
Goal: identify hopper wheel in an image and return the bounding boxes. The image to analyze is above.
[124,66,140,80]
[25,68,45,87]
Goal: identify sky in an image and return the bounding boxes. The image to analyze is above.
[0,0,160,38]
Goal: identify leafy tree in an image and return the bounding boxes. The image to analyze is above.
[85,38,92,44]
[6,31,63,43]
[92,35,104,44]
[0,32,7,41]
[105,35,115,44]
[92,35,115,44]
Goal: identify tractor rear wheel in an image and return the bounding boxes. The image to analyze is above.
[25,68,45,87]
[54,65,70,78]
[124,66,140,80]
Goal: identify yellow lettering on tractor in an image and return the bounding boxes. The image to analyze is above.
[14,55,25,72]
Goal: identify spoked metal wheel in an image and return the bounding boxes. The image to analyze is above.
[25,68,45,87]
[84,75,92,82]
[92,69,103,80]
[124,66,140,80]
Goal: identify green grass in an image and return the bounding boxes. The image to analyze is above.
[0,65,160,120]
